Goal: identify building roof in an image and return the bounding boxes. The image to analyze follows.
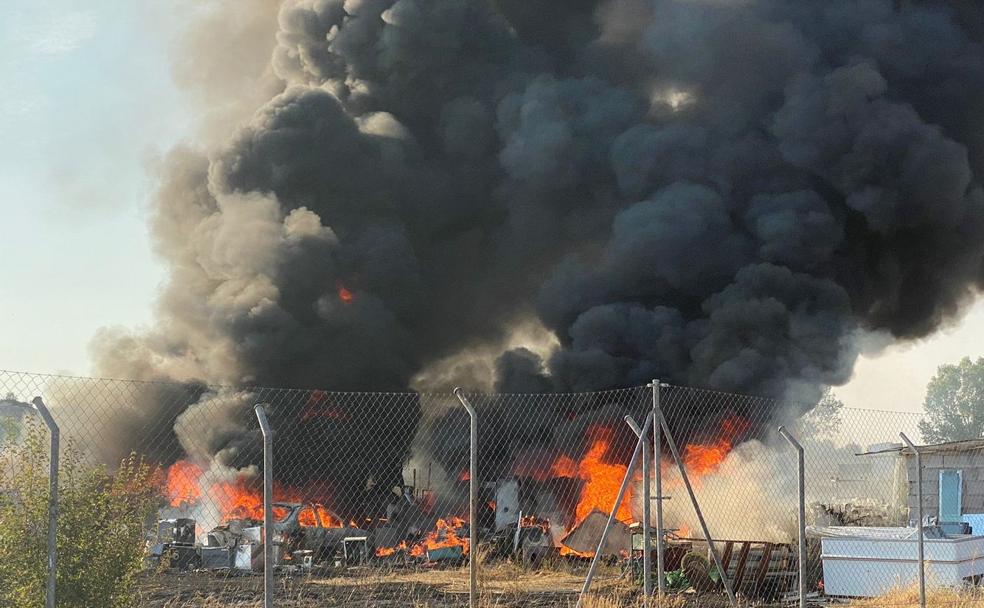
[857,438,984,456]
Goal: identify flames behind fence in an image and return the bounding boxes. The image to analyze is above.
[0,369,926,604]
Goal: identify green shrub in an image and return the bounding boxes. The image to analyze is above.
[0,421,163,607]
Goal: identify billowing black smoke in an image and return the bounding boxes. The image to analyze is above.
[94,0,984,500]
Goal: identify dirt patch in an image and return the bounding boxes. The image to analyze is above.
[134,563,634,607]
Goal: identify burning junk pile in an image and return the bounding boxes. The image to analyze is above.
[375,516,471,563]
[148,502,368,573]
[372,480,487,566]
[146,399,799,604]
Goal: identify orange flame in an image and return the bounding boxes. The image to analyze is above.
[375,518,470,559]
[375,540,408,557]
[166,460,204,507]
[550,427,634,526]
[296,504,344,528]
[163,460,345,525]
[560,546,594,558]
[681,415,750,477]
[411,517,469,558]
[520,514,550,530]
[209,476,304,521]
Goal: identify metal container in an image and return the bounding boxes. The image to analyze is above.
[426,545,464,562]
[158,518,196,546]
[201,547,232,570]
[162,544,199,570]
[242,526,263,543]
[821,529,984,596]
[235,543,257,571]
[292,550,314,571]
[343,536,369,565]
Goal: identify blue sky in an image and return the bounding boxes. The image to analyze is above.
[0,0,980,413]
[0,1,191,373]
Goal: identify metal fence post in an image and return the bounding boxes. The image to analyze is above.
[453,388,478,608]
[900,433,926,608]
[254,404,274,608]
[778,426,806,608]
[652,380,665,599]
[626,415,652,601]
[656,405,737,607]
[31,397,58,608]
[576,410,655,608]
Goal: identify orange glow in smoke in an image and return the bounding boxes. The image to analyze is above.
[299,390,350,422]
[338,285,354,303]
[549,454,578,478]
[458,469,470,482]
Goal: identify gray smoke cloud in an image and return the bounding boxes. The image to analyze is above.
[92,0,984,493]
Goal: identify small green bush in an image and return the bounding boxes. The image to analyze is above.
[0,421,163,607]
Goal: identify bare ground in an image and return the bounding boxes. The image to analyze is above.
[135,562,653,607]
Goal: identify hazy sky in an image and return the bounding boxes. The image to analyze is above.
[0,0,980,414]
[0,1,189,374]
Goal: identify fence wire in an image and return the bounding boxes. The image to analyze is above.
[1,368,975,608]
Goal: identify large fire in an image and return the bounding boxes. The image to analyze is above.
[550,427,634,525]
[165,413,749,559]
[164,459,342,525]
[533,416,749,534]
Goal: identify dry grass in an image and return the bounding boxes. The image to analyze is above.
[575,591,688,608]
[845,586,984,608]
[145,562,605,607]
[144,564,984,608]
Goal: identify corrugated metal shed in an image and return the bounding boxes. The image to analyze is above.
[857,438,984,456]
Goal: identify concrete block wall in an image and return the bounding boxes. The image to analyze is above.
[905,453,984,522]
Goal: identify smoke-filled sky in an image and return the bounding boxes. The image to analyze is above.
[2,0,984,413]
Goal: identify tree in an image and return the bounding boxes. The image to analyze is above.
[799,387,844,440]
[0,420,164,607]
[918,356,984,443]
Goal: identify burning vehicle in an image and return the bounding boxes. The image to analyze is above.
[270,502,366,562]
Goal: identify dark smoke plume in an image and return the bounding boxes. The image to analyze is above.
[94,0,984,496]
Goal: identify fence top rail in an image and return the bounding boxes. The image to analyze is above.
[0,368,929,424]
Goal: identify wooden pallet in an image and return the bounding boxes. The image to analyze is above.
[678,537,798,599]
[719,539,798,599]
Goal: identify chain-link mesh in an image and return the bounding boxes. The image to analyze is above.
[2,368,976,607]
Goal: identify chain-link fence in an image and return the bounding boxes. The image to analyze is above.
[3,368,978,608]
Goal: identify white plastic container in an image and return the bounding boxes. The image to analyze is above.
[821,530,984,596]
